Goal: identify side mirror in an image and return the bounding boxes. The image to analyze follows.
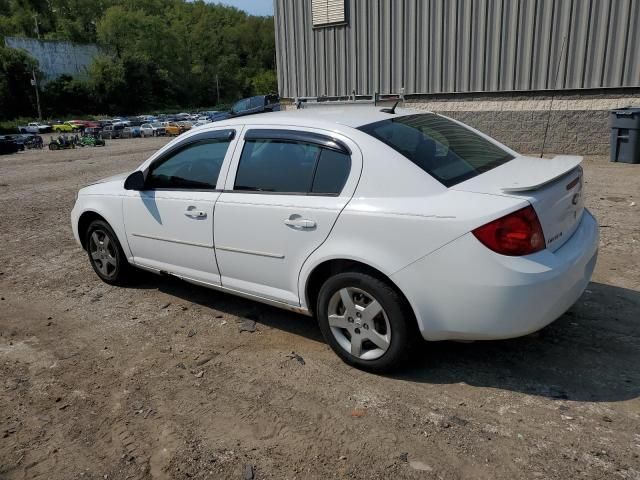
[124,171,145,190]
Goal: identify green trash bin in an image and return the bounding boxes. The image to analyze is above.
[610,107,640,164]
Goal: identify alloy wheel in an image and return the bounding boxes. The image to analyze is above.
[327,287,391,360]
[89,230,118,278]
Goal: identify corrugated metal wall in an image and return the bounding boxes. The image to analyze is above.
[274,0,640,98]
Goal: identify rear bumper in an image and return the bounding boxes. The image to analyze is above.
[392,209,599,341]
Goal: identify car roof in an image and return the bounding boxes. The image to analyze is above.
[203,107,423,132]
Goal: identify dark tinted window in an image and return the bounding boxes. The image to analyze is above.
[249,96,264,109]
[235,139,320,193]
[147,139,230,189]
[232,98,250,113]
[358,113,514,187]
[311,149,351,194]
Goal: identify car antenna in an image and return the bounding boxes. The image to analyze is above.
[540,35,567,158]
[380,100,399,114]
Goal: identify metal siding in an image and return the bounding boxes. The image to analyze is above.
[430,0,444,92]
[416,0,429,93]
[514,0,535,91]
[391,0,405,93]
[275,0,640,98]
[404,0,417,93]
[484,0,502,91]
[624,0,640,85]
[470,0,487,92]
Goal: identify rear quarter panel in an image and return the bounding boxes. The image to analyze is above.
[297,131,526,310]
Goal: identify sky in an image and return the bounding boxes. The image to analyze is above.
[214,0,274,16]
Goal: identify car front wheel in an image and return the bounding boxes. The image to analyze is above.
[85,220,132,285]
[316,270,418,372]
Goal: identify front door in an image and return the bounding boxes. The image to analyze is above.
[214,127,359,305]
[123,129,237,285]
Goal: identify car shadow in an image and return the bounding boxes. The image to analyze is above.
[132,272,324,343]
[131,275,639,402]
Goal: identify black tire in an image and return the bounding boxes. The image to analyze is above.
[85,220,133,286]
[316,270,419,372]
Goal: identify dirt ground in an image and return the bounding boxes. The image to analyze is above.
[0,137,639,480]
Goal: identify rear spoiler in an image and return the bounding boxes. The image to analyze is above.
[500,155,583,193]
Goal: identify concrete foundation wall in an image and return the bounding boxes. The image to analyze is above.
[4,37,103,83]
[405,90,640,156]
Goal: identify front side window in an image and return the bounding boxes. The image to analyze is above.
[146,138,231,189]
[358,114,514,187]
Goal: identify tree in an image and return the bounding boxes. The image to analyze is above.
[2,0,278,118]
[0,46,39,120]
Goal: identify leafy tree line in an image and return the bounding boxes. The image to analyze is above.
[0,0,277,120]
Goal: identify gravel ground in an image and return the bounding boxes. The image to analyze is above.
[0,138,639,480]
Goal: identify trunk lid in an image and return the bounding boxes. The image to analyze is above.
[453,155,585,252]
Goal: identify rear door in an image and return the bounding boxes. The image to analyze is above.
[123,128,238,285]
[214,127,361,305]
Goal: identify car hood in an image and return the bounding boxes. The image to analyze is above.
[79,172,130,196]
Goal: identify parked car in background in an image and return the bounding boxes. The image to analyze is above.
[70,108,599,371]
[177,121,193,131]
[0,136,21,154]
[127,117,145,127]
[101,124,125,139]
[164,122,186,136]
[140,123,166,137]
[123,126,142,138]
[1,134,26,151]
[228,94,280,119]
[198,111,218,119]
[18,122,51,134]
[52,121,81,133]
[84,127,102,136]
[70,119,100,129]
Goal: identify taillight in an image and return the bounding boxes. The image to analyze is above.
[472,205,546,256]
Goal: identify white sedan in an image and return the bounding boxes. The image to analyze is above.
[71,108,598,371]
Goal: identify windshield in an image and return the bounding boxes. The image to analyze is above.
[358,113,514,187]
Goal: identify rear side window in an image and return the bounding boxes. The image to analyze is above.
[234,134,351,195]
[235,140,320,193]
[311,149,351,194]
[358,113,514,187]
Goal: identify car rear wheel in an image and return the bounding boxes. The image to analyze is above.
[85,220,132,286]
[316,271,418,372]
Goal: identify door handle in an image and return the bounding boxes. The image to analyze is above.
[184,207,207,219]
[284,215,316,229]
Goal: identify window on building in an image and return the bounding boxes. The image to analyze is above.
[311,0,346,27]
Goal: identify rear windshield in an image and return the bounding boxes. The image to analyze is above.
[358,113,514,187]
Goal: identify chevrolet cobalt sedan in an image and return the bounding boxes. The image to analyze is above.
[71,108,599,371]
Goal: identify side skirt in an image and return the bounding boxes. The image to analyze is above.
[132,262,313,317]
